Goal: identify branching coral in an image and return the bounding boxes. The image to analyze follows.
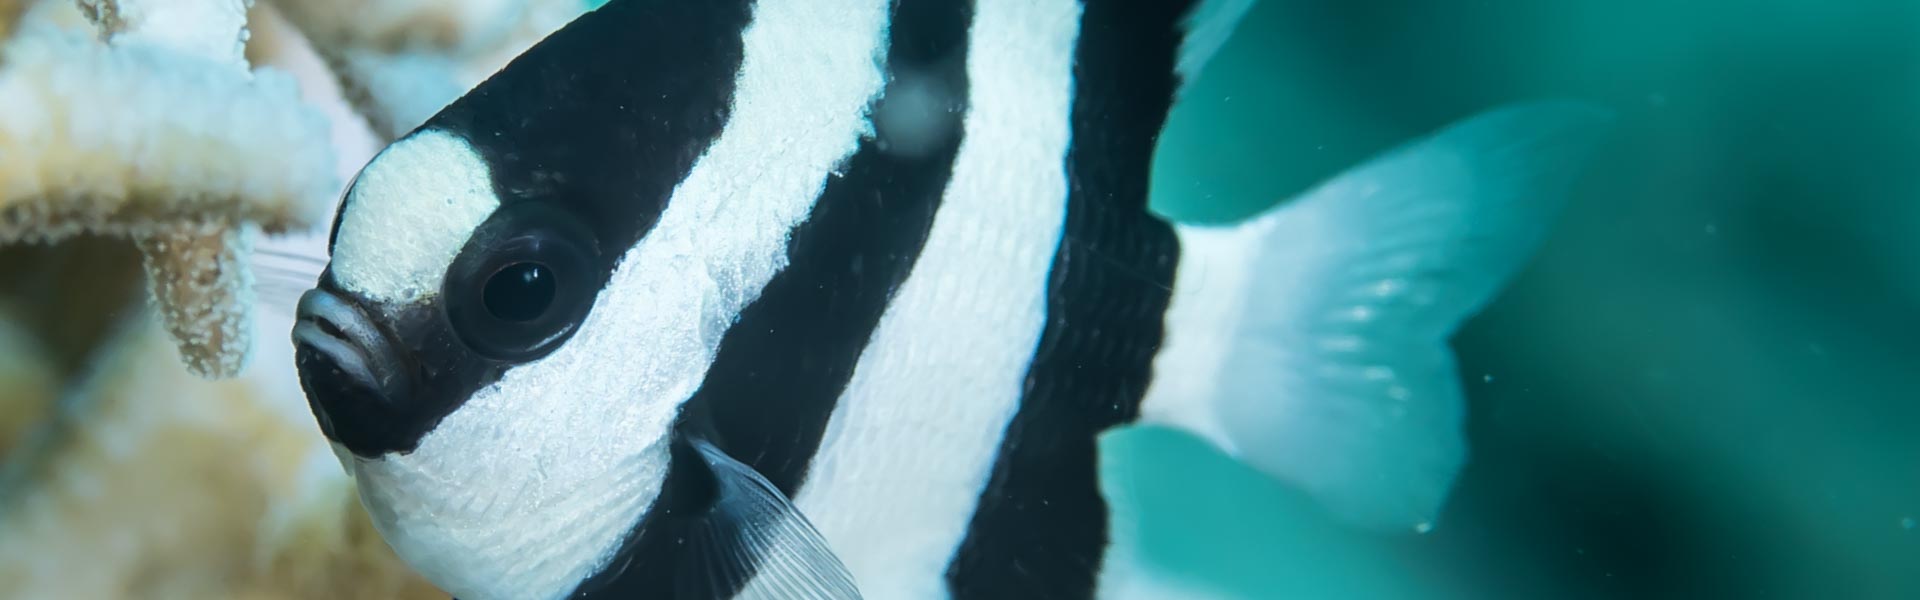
[0,0,336,377]
[0,0,586,596]
[268,0,583,140]
[0,315,445,599]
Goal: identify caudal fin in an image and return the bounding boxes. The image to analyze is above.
[1140,101,1612,532]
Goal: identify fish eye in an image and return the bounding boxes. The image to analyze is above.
[444,203,602,361]
[483,261,557,322]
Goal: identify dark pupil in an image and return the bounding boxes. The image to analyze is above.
[483,262,556,322]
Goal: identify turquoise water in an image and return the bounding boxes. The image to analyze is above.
[1127,1,1920,597]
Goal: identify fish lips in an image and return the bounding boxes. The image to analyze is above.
[292,287,414,458]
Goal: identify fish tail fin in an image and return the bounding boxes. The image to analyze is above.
[1140,101,1612,532]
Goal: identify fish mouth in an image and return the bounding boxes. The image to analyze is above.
[293,287,412,457]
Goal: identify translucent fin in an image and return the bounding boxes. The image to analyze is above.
[1142,101,1613,532]
[1176,0,1258,89]
[682,438,863,600]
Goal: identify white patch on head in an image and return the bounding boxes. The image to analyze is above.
[338,1,894,598]
[330,129,500,305]
[789,0,1083,598]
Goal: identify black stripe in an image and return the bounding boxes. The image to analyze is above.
[946,1,1196,598]
[429,0,754,258]
[680,0,977,491]
[572,0,977,595]
[308,0,755,457]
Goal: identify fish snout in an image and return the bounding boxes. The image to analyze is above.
[293,287,413,457]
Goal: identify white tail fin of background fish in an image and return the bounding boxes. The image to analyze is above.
[1142,101,1612,532]
[1176,0,1257,90]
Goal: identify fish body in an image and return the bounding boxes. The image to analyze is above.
[290,0,1608,598]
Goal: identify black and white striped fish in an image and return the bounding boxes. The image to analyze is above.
[289,0,1607,598]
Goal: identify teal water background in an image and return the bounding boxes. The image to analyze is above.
[1121,1,1920,598]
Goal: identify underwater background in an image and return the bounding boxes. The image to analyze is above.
[1126,0,1920,598]
[0,0,1915,598]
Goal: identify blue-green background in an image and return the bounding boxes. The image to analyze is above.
[1113,1,1920,598]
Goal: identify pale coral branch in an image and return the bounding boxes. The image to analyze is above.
[0,22,336,378]
[79,0,261,380]
[267,0,525,56]
[0,0,341,378]
[0,27,337,242]
[17,0,93,34]
[265,0,517,141]
[0,317,444,599]
[243,0,383,175]
[454,0,583,84]
[265,0,581,141]
[330,47,468,141]
[77,0,250,66]
[135,221,257,379]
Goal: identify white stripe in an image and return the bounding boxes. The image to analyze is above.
[791,0,1084,598]
[342,2,894,599]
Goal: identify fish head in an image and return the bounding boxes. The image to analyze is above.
[283,0,863,593]
[288,119,707,596]
[288,0,739,499]
[292,125,622,459]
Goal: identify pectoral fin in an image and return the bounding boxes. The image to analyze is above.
[679,438,862,600]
